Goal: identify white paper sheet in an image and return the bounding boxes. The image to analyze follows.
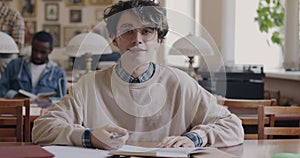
[110,145,210,157]
[43,146,109,158]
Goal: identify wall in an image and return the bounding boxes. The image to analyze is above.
[264,76,300,105]
[164,0,194,68]
[7,0,116,69]
[6,0,225,69]
[201,0,222,51]
[8,0,115,46]
[284,0,299,69]
[165,0,224,70]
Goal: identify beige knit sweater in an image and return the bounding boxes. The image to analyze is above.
[32,64,244,147]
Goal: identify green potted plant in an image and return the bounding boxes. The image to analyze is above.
[254,0,285,46]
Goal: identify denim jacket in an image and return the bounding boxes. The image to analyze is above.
[0,57,67,99]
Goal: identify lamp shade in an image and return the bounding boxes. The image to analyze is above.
[169,34,213,56]
[0,31,19,54]
[65,32,112,57]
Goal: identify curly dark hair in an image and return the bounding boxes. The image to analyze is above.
[32,31,53,50]
[104,0,168,40]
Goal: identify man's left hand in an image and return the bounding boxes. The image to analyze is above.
[158,136,195,148]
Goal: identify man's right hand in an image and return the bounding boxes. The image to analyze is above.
[90,124,129,150]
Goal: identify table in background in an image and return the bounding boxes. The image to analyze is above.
[29,100,50,122]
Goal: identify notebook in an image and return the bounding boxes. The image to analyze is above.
[109,145,216,157]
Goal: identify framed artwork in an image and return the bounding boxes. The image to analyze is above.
[70,9,82,23]
[24,20,36,45]
[45,3,59,21]
[43,24,61,47]
[65,0,85,6]
[95,8,104,21]
[89,0,113,6]
[63,26,90,46]
[19,0,37,18]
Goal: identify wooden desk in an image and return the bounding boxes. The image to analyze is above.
[128,140,300,157]
[0,143,54,157]
[219,139,300,158]
[134,140,300,158]
[0,142,31,146]
[0,139,299,157]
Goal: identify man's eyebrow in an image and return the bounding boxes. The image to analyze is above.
[119,24,155,29]
[143,24,156,28]
[120,24,134,28]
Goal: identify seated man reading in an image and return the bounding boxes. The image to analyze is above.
[0,31,66,101]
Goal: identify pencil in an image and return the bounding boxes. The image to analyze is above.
[110,132,132,139]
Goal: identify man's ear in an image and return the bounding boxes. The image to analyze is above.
[112,38,119,47]
[48,48,53,54]
[157,38,162,43]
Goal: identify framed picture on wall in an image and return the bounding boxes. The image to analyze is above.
[19,0,37,18]
[43,24,61,47]
[24,20,36,45]
[66,0,85,6]
[89,0,113,6]
[63,26,90,46]
[70,9,82,23]
[45,3,59,21]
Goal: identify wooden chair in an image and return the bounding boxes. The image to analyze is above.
[264,89,280,105]
[219,98,277,140]
[258,106,300,139]
[0,99,30,142]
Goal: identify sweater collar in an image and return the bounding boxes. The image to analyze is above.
[115,60,155,83]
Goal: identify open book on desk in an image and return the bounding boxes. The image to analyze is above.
[42,145,236,158]
[18,89,56,101]
[109,145,216,157]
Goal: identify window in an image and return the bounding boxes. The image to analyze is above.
[234,0,282,71]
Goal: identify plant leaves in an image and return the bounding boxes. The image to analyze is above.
[255,0,284,45]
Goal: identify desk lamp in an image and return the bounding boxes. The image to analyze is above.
[169,34,213,80]
[65,32,112,73]
[0,32,19,53]
[0,32,19,76]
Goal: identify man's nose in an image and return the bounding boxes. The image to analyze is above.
[131,30,143,44]
[33,52,43,58]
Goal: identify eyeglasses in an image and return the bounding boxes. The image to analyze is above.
[117,25,157,41]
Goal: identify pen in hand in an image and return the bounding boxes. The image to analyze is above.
[110,132,132,139]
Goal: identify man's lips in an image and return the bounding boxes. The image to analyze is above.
[128,47,147,52]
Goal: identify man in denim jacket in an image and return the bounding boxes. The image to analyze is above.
[0,31,66,100]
